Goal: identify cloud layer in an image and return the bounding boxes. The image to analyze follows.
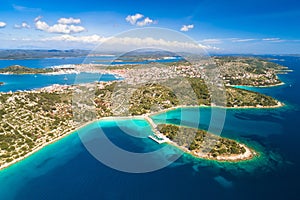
[41,34,219,52]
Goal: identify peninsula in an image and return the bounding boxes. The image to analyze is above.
[215,56,289,86]
[157,124,255,161]
[0,56,288,170]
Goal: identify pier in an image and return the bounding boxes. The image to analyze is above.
[144,116,169,144]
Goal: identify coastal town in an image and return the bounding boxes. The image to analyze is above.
[0,56,288,169]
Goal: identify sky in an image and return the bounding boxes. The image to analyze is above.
[0,0,299,54]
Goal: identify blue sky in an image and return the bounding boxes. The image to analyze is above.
[0,0,299,54]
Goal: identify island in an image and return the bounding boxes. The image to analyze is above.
[0,56,288,170]
[0,65,54,74]
[0,82,3,86]
[0,65,81,75]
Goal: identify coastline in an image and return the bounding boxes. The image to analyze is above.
[0,119,98,171]
[0,104,262,172]
[167,139,257,163]
[149,100,285,117]
[0,91,284,171]
[0,115,155,171]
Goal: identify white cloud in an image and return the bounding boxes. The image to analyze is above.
[126,14,156,26]
[46,24,85,34]
[35,20,50,31]
[180,24,194,32]
[0,22,6,28]
[35,17,85,34]
[14,22,30,29]
[125,13,144,25]
[67,25,85,33]
[57,17,81,25]
[136,17,155,26]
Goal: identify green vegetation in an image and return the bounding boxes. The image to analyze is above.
[129,83,179,115]
[128,78,279,115]
[0,90,75,166]
[158,124,247,158]
[0,65,54,74]
[188,78,211,105]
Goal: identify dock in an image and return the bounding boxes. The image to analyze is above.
[144,116,169,144]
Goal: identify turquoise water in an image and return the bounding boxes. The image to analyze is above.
[0,55,299,199]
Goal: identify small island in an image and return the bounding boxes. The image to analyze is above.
[0,65,54,74]
[0,56,289,170]
[0,82,3,86]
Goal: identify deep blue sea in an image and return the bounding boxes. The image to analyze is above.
[0,56,299,200]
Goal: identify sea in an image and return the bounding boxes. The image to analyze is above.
[0,55,299,200]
